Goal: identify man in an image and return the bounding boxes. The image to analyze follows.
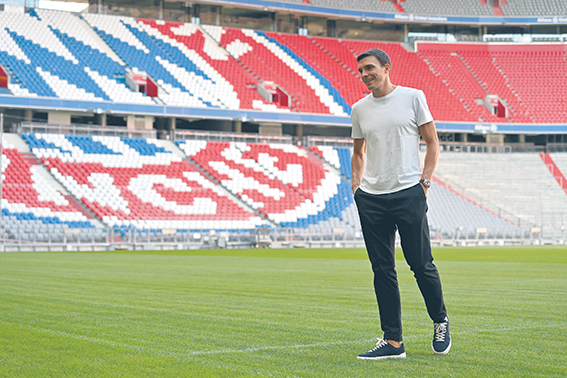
[351,48,451,360]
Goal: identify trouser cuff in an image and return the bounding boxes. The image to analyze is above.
[383,332,403,342]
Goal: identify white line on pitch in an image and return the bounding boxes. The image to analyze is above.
[2,319,566,358]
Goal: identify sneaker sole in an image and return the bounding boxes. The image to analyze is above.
[432,339,451,355]
[357,352,406,360]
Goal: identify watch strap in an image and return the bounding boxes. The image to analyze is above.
[419,179,431,188]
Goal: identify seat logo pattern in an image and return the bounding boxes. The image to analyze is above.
[26,134,263,230]
[179,141,349,227]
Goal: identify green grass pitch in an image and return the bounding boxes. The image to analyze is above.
[1,246,566,377]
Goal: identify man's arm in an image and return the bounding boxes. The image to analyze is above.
[419,121,440,196]
[352,138,366,193]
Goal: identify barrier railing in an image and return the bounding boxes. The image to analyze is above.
[304,136,353,148]
[2,225,563,252]
[19,122,157,139]
[14,122,567,154]
[0,227,365,251]
[175,129,293,144]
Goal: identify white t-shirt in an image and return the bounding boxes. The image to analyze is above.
[351,85,433,195]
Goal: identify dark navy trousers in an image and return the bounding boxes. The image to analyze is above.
[354,183,447,341]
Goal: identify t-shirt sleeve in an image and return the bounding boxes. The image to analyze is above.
[414,90,434,127]
[351,107,363,139]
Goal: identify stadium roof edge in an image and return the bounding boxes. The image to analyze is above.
[2,95,567,134]
[197,0,567,25]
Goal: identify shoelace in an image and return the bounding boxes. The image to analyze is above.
[434,322,448,342]
[368,338,389,352]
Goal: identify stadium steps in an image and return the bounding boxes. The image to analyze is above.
[156,139,186,159]
[54,10,126,66]
[197,24,265,106]
[455,53,515,122]
[17,140,106,229]
[306,145,344,179]
[197,26,299,112]
[180,155,279,228]
[199,25,260,81]
[3,132,31,152]
[540,153,567,195]
[308,37,358,77]
[454,54,489,93]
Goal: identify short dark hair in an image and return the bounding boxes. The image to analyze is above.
[356,48,391,68]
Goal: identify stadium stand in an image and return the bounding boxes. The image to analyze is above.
[1,134,102,243]
[549,153,567,180]
[266,33,367,110]
[400,0,494,16]
[0,9,155,103]
[427,178,525,239]
[2,8,567,123]
[32,9,155,106]
[82,12,228,108]
[271,0,567,16]
[501,0,567,17]
[138,20,285,112]
[434,152,567,230]
[338,39,478,122]
[1,6,567,247]
[23,133,264,230]
[308,0,397,13]
[213,27,349,116]
[309,143,525,239]
[444,48,532,123]
[487,47,567,124]
[0,128,550,245]
[177,140,355,228]
[417,43,567,124]
[416,47,503,123]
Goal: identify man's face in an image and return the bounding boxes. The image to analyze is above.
[357,55,390,92]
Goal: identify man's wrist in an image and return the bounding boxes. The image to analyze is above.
[419,178,432,188]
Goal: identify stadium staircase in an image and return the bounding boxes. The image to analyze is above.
[214,27,349,116]
[139,20,286,112]
[177,139,353,228]
[418,49,502,123]
[1,134,104,243]
[540,153,567,195]
[179,149,277,227]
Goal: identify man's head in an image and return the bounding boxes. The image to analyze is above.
[356,48,391,70]
[357,48,393,96]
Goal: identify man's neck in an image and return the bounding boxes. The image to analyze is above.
[372,83,397,98]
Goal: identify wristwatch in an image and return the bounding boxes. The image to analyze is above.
[419,179,431,188]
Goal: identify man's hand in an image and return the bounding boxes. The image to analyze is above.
[352,138,366,196]
[419,182,429,197]
[418,121,439,200]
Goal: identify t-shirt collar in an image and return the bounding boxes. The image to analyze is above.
[370,85,399,102]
